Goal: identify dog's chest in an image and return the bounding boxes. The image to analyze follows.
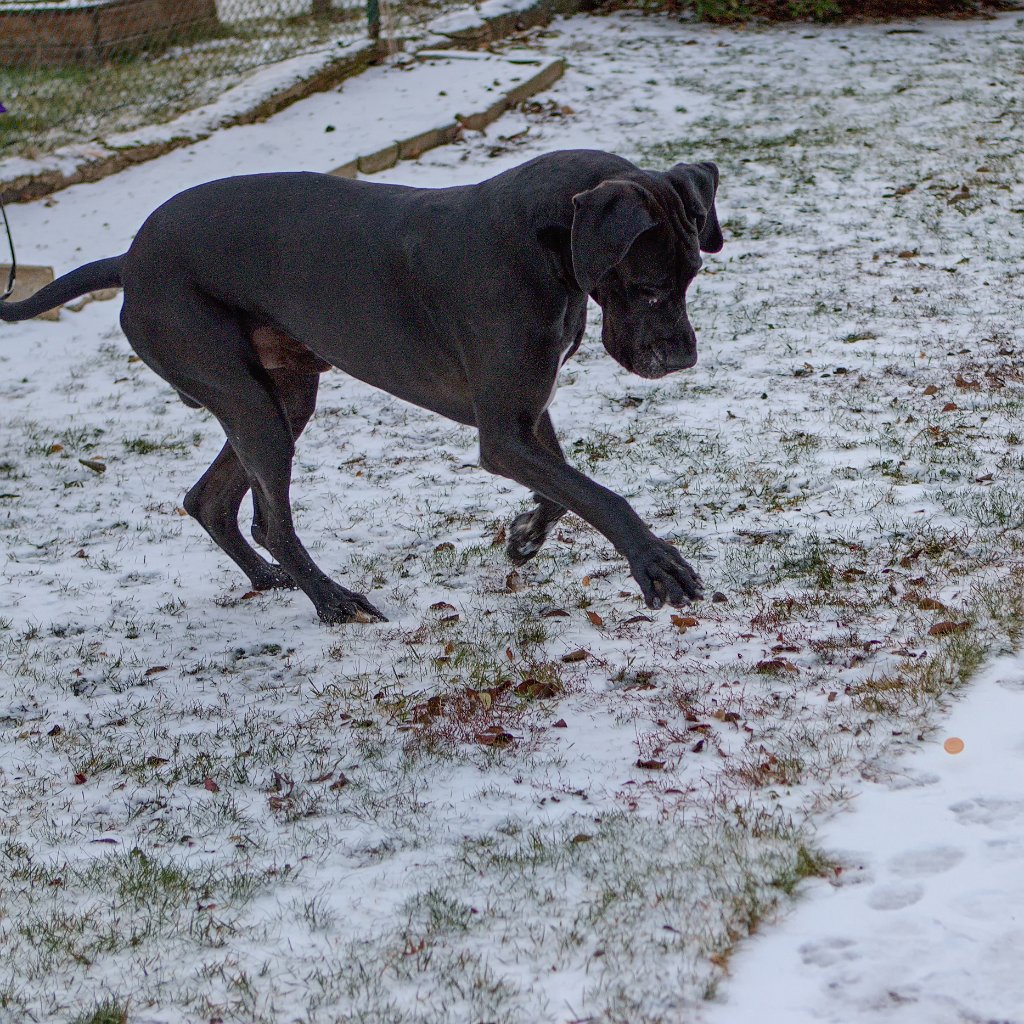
[543,335,578,411]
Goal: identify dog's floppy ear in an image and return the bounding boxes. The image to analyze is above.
[570,180,658,294]
[667,161,723,254]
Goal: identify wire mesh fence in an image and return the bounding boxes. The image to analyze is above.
[0,0,454,161]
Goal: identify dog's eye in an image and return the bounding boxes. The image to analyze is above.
[639,285,665,306]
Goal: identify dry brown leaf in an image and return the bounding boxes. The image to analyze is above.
[412,695,445,723]
[756,658,800,675]
[671,615,700,629]
[561,649,589,663]
[586,610,605,627]
[928,620,969,637]
[476,727,515,748]
[515,679,562,700]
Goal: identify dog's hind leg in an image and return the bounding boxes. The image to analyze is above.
[122,299,384,624]
[506,411,568,566]
[250,368,319,553]
[183,440,295,592]
[181,372,320,593]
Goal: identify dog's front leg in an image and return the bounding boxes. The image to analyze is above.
[478,413,702,609]
[506,411,569,566]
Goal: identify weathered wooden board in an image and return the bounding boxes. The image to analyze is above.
[0,264,59,322]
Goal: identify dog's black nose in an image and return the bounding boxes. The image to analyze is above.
[666,348,698,371]
[662,325,698,371]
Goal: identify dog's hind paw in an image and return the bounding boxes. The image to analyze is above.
[315,587,388,625]
[507,510,548,566]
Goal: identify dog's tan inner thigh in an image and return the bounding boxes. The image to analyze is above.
[250,325,331,374]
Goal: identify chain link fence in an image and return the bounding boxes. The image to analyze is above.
[0,0,457,161]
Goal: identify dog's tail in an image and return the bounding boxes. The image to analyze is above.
[0,255,124,323]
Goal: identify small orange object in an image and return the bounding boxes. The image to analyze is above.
[943,737,965,755]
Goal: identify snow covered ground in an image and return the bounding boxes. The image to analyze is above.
[2,8,1024,1024]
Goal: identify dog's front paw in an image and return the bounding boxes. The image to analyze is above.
[628,539,703,610]
[506,509,551,566]
[316,586,388,625]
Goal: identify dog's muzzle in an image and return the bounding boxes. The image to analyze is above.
[635,324,698,378]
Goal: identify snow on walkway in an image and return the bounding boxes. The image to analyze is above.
[704,653,1024,1024]
[4,48,554,272]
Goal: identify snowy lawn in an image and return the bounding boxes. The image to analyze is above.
[2,9,1024,1023]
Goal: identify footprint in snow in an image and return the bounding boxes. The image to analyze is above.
[798,936,859,968]
[887,845,964,877]
[950,797,1024,829]
[865,882,925,911]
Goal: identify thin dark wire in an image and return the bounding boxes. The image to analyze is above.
[0,192,15,301]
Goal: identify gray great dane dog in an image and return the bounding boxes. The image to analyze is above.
[0,149,722,624]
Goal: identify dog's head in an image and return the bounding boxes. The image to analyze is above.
[570,161,722,379]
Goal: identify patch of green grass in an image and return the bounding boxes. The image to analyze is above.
[0,13,363,161]
[71,999,130,1024]
[770,844,837,896]
[122,436,191,456]
[850,572,1022,721]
